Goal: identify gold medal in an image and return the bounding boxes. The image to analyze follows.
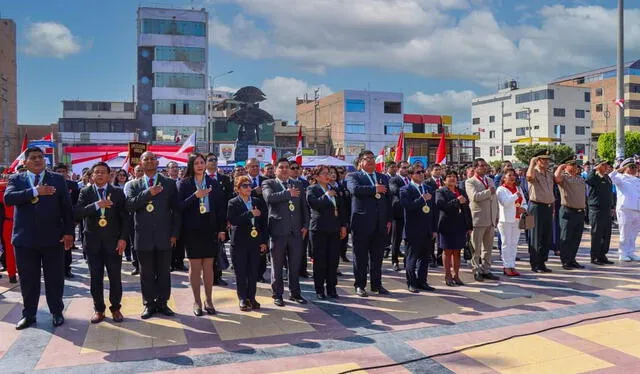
[375,193,381,199]
[146,202,154,212]
[31,196,39,204]
[250,227,259,238]
[98,217,108,227]
[289,202,295,211]
[422,205,430,214]
[515,203,521,208]
[199,204,207,214]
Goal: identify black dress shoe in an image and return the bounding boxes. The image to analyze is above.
[570,261,585,269]
[289,295,308,304]
[299,272,310,279]
[16,316,36,330]
[131,268,140,276]
[591,259,606,265]
[214,277,228,286]
[273,298,285,307]
[473,272,484,282]
[419,283,436,291]
[355,287,368,297]
[9,276,17,283]
[392,263,400,271]
[141,306,156,319]
[239,300,251,312]
[327,291,339,299]
[258,277,268,283]
[336,270,343,276]
[601,258,614,265]
[539,266,552,273]
[383,250,390,259]
[249,299,261,309]
[316,293,327,300]
[341,255,350,263]
[204,305,216,315]
[52,313,65,327]
[482,272,500,281]
[407,286,419,293]
[157,305,175,316]
[64,271,74,279]
[193,305,203,316]
[562,264,574,270]
[371,286,390,295]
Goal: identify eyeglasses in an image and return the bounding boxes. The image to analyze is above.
[207,158,216,162]
[413,170,425,174]
[362,156,375,161]
[239,183,252,189]
[291,166,300,170]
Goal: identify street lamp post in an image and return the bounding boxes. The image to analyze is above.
[207,70,234,153]
[521,107,532,145]
[616,0,625,159]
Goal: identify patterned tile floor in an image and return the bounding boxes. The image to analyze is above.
[2,227,640,373]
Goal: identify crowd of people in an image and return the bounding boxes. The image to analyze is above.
[0,145,637,332]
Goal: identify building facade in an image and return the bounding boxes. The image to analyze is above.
[58,100,138,145]
[0,19,19,166]
[471,82,592,162]
[403,114,477,165]
[136,7,208,145]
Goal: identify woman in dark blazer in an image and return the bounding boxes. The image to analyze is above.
[436,170,473,287]
[331,166,351,263]
[227,175,268,311]
[177,153,227,316]
[307,166,348,299]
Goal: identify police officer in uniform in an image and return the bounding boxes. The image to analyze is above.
[609,158,640,262]
[585,159,615,265]
[526,149,555,272]
[554,156,586,270]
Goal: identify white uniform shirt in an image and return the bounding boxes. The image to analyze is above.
[610,170,640,211]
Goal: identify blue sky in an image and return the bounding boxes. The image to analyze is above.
[1,0,637,131]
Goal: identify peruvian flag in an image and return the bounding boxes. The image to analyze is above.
[406,147,414,162]
[121,155,132,174]
[271,148,277,166]
[375,147,386,172]
[6,133,29,173]
[295,125,303,166]
[394,130,404,162]
[436,131,447,165]
[615,98,625,109]
[176,132,196,154]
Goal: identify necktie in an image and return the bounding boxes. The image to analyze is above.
[404,177,408,185]
[149,178,154,186]
[34,174,40,186]
[98,188,105,199]
[253,177,258,188]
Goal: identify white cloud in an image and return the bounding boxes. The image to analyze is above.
[260,76,332,122]
[24,22,82,58]
[408,89,476,127]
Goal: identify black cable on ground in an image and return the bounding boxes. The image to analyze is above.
[337,308,640,374]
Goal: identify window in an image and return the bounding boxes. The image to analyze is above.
[596,104,603,112]
[97,120,109,132]
[155,46,205,63]
[625,117,640,126]
[85,120,97,132]
[516,127,527,136]
[384,122,402,134]
[503,112,512,117]
[627,100,640,110]
[575,109,586,119]
[515,111,529,120]
[124,102,135,112]
[534,125,540,129]
[412,123,425,133]
[625,83,640,93]
[575,144,586,154]
[472,117,480,125]
[533,109,539,113]
[489,115,495,123]
[515,89,554,104]
[111,120,124,132]
[595,88,603,96]
[576,126,586,135]
[554,125,566,135]
[141,19,206,37]
[154,73,205,89]
[489,130,496,139]
[489,147,496,157]
[155,100,206,115]
[553,108,566,117]
[345,122,366,134]
[585,92,591,102]
[503,128,512,133]
[474,147,481,157]
[345,99,365,112]
[383,101,401,114]
[503,146,513,156]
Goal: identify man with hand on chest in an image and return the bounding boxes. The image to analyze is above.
[53,163,79,279]
[388,161,410,270]
[75,162,130,323]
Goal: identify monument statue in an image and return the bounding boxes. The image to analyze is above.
[229,86,274,161]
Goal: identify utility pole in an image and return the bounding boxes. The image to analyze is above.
[1,74,9,166]
[616,0,625,159]
[313,88,319,153]
[522,107,532,145]
[500,101,504,161]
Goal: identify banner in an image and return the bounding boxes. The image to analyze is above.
[219,143,236,162]
[248,146,273,163]
[128,142,147,168]
[408,156,428,168]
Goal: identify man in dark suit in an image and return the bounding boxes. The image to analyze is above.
[262,158,310,306]
[54,163,80,279]
[4,147,75,329]
[400,164,437,293]
[289,160,311,278]
[388,161,410,270]
[346,150,393,297]
[206,153,232,286]
[246,157,269,283]
[425,163,444,267]
[75,162,130,323]
[125,151,181,319]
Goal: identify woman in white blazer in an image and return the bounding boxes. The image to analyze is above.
[496,168,528,276]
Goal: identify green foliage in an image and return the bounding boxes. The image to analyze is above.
[597,132,640,161]
[489,160,503,170]
[514,144,575,164]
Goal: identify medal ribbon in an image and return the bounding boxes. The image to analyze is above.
[94,185,107,217]
[27,171,42,190]
[363,171,377,186]
[244,198,255,226]
[319,184,336,208]
[196,176,209,213]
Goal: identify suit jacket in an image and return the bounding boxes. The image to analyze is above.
[306,183,348,233]
[436,187,473,234]
[389,175,411,220]
[248,174,268,202]
[291,177,310,190]
[125,173,181,251]
[465,175,499,227]
[337,180,352,224]
[177,176,226,234]
[262,178,309,237]
[426,176,444,191]
[4,171,74,248]
[66,180,80,205]
[346,170,392,235]
[227,195,268,247]
[75,184,130,254]
[209,172,233,204]
[400,183,437,243]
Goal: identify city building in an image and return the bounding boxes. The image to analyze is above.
[0,18,19,166]
[273,120,300,158]
[403,114,477,165]
[471,81,592,162]
[136,7,208,145]
[552,59,640,135]
[58,100,138,146]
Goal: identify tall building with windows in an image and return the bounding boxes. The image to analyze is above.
[0,18,19,166]
[471,81,592,162]
[58,100,138,145]
[136,7,208,145]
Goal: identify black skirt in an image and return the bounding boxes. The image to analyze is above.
[183,213,218,259]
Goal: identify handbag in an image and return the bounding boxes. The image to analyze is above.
[518,212,535,230]
[216,241,230,271]
[463,233,473,260]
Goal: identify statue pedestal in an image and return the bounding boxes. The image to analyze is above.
[234,140,250,162]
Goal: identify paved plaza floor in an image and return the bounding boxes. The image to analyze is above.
[2,229,640,373]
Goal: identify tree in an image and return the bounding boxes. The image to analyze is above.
[597,132,640,161]
[489,160,503,170]
[514,144,575,164]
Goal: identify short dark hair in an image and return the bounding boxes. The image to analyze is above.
[358,150,374,162]
[386,161,396,168]
[407,164,423,175]
[444,169,459,179]
[206,153,217,161]
[53,163,68,172]
[24,147,43,160]
[276,157,289,166]
[473,158,486,168]
[90,162,111,174]
[289,160,299,167]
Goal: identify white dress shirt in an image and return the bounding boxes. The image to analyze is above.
[610,170,640,211]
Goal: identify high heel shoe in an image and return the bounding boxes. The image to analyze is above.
[453,276,464,286]
[193,304,203,317]
[445,275,455,287]
[204,304,216,315]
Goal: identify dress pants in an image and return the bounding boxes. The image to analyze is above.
[310,230,340,294]
[390,218,404,265]
[231,245,259,301]
[589,209,612,260]
[405,238,432,288]
[14,245,65,318]
[351,228,386,290]
[257,253,267,280]
[136,249,172,307]
[86,244,122,313]
[129,222,138,270]
[559,206,585,265]
[172,237,185,269]
[471,225,495,274]
[498,221,520,268]
[270,234,302,298]
[528,202,553,269]
[64,250,72,273]
[299,235,310,275]
[617,208,640,257]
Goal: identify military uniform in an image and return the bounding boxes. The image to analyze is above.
[526,150,555,272]
[585,161,614,264]
[556,156,586,269]
[609,158,640,261]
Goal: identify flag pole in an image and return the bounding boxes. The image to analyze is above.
[615,0,625,159]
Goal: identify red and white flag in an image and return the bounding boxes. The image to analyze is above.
[121,155,132,174]
[615,98,625,109]
[478,127,486,133]
[295,125,303,166]
[375,147,386,172]
[436,131,447,165]
[271,148,277,166]
[406,147,414,162]
[394,130,404,163]
[6,133,29,174]
[176,132,196,154]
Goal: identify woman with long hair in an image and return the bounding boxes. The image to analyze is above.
[497,168,527,276]
[114,169,129,188]
[436,170,473,287]
[177,153,227,316]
